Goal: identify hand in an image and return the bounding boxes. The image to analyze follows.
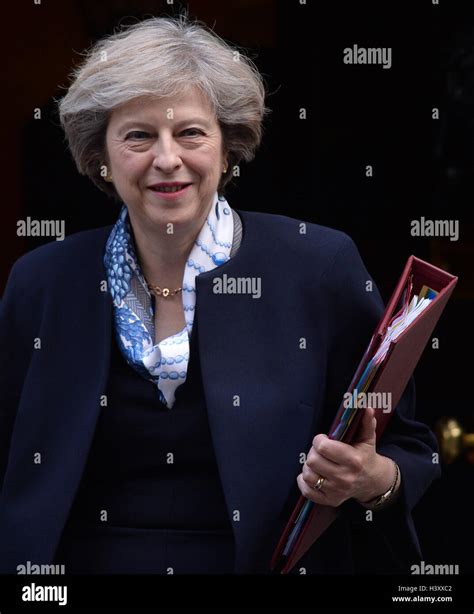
[296,407,395,507]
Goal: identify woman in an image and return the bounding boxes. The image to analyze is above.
[0,15,439,575]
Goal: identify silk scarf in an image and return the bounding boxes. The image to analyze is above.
[104,192,234,408]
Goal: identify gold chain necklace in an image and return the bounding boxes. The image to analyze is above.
[146,280,182,298]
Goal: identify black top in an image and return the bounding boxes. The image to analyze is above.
[53,322,235,574]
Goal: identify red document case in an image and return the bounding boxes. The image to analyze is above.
[270,255,458,574]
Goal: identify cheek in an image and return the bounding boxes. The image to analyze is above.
[192,151,223,179]
[112,152,150,183]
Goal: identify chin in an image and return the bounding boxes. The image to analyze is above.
[145,201,198,228]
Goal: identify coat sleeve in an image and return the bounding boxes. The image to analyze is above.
[0,259,36,492]
[319,233,441,572]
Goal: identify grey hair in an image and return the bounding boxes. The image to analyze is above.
[57,14,271,198]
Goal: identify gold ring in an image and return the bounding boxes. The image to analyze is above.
[313,476,326,491]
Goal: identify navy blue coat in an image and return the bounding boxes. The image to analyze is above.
[0,209,440,574]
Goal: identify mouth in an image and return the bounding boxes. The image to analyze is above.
[149,183,192,194]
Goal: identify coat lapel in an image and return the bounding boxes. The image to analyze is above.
[195,210,315,573]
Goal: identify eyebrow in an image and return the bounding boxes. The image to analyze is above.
[117,117,212,134]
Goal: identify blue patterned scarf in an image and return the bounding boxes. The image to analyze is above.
[104,192,234,408]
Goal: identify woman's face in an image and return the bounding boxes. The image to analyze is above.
[105,87,227,235]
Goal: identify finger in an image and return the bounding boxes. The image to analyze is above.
[297,472,329,504]
[304,451,341,483]
[313,434,362,468]
[353,406,377,445]
[312,433,347,465]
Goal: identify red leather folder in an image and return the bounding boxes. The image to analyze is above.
[270,255,458,574]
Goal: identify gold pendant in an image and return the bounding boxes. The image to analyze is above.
[161,288,170,297]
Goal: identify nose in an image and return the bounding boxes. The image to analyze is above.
[151,134,182,172]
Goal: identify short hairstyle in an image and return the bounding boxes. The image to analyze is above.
[57,14,271,198]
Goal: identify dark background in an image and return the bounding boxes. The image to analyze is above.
[2,0,473,573]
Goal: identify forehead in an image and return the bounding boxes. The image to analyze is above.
[109,87,217,125]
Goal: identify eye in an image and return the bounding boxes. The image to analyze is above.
[125,130,150,140]
[181,128,203,136]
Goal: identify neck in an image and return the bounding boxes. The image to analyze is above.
[125,194,218,287]
[135,228,196,288]
[128,205,213,287]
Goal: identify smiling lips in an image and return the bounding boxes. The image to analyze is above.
[149,182,192,193]
[148,183,193,200]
